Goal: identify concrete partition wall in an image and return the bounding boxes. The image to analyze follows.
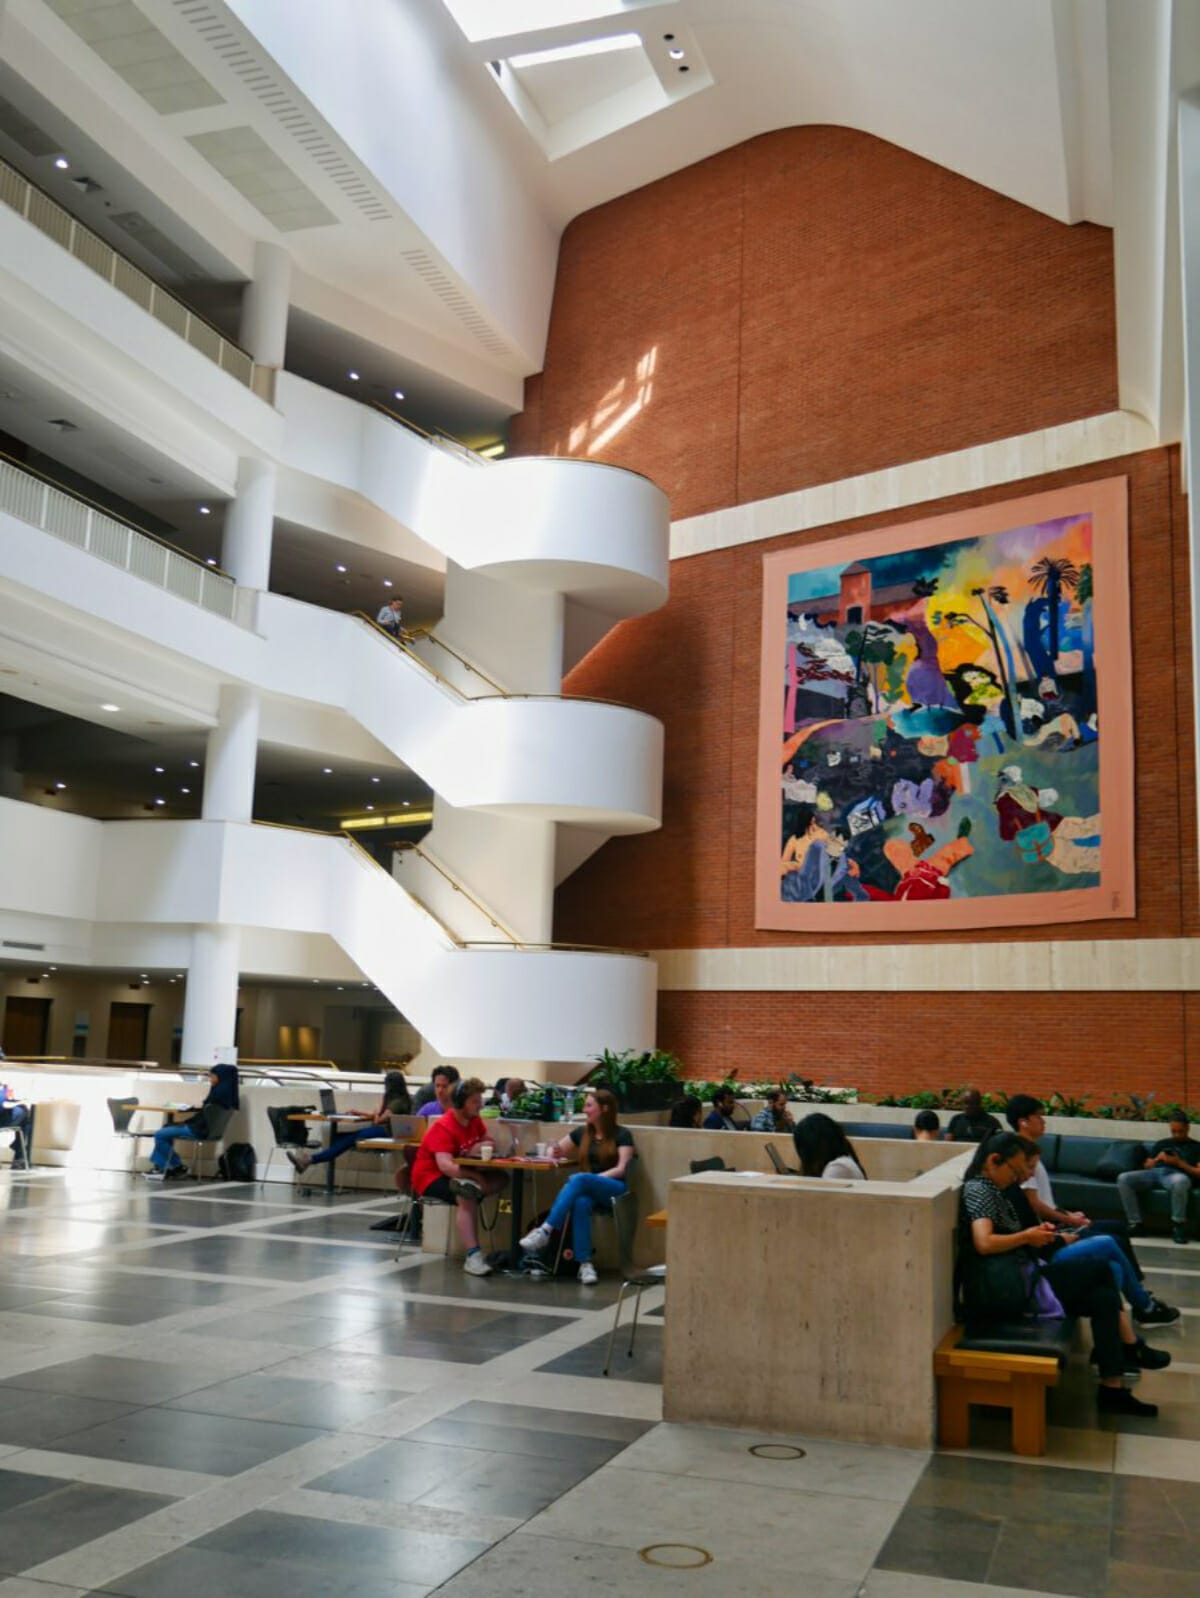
[663,1155,969,1449]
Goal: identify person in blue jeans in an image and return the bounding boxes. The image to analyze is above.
[1117,1115,1200,1245]
[1014,1147,1179,1326]
[147,1065,239,1180]
[519,1088,635,1285]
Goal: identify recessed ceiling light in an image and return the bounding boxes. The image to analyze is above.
[180,786,191,795]
[337,985,344,991]
[312,978,319,984]
[154,765,165,774]
[100,703,120,713]
[382,578,393,588]
[347,370,360,381]
[54,781,66,790]
[198,505,211,516]
[154,798,165,806]
[402,799,411,806]
[189,760,200,769]
[54,155,69,170]
[322,767,333,775]
[365,804,375,811]
[669,47,685,59]
[206,558,217,566]
[335,563,347,573]
[393,390,405,401]
[370,776,380,784]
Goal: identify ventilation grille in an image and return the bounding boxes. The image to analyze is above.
[400,249,511,357]
[172,0,391,221]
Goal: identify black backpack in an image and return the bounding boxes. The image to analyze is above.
[218,1143,256,1182]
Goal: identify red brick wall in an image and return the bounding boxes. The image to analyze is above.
[513,126,1118,520]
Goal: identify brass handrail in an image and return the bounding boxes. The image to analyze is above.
[0,447,233,579]
[460,940,651,959]
[394,840,521,944]
[350,611,468,694]
[413,630,506,694]
[369,401,489,460]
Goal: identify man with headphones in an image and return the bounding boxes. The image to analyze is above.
[409,1076,506,1275]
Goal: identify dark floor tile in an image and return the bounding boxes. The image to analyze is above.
[113,1236,393,1281]
[988,1517,1110,1596]
[0,1469,64,1515]
[419,1448,598,1519]
[0,1478,172,1575]
[1109,1529,1200,1573]
[536,1325,663,1385]
[0,1284,67,1310]
[310,1438,475,1503]
[49,1403,329,1475]
[1112,1473,1200,1539]
[198,1506,488,1585]
[397,1256,625,1307]
[17,1297,173,1326]
[0,1388,142,1447]
[1106,1558,1191,1597]
[164,1372,410,1429]
[440,1399,653,1443]
[875,1503,1001,1583]
[404,1416,623,1468]
[245,1212,401,1244]
[0,1355,209,1405]
[912,1454,1111,1526]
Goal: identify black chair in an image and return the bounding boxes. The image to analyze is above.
[604,1265,666,1375]
[263,1104,319,1188]
[185,1105,234,1180]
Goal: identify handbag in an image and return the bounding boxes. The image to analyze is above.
[964,1249,1035,1320]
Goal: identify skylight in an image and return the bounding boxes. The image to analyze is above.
[440,1,673,44]
[509,33,641,70]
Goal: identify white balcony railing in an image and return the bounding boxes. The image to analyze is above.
[0,155,254,389]
[0,456,237,620]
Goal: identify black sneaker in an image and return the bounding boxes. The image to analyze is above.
[1098,1385,1158,1417]
[1131,1339,1172,1371]
[164,1166,189,1182]
[450,1177,484,1202]
[1172,1225,1190,1245]
[1135,1297,1181,1326]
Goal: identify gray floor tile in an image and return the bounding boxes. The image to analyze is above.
[398,1256,626,1307]
[913,1455,1112,1525]
[164,1372,410,1429]
[0,1478,172,1575]
[988,1518,1110,1597]
[199,1506,488,1585]
[875,1504,1001,1584]
[113,1237,393,1280]
[0,1356,210,1405]
[244,1212,401,1244]
[48,1404,329,1476]
[16,1298,174,1327]
[0,1469,64,1515]
[404,1415,624,1467]
[440,1400,653,1444]
[1112,1472,1200,1538]
[309,1438,472,1504]
[419,1448,600,1519]
[537,1325,663,1384]
[0,1389,142,1448]
[1108,1529,1200,1572]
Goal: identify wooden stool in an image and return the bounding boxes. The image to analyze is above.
[934,1325,1062,1456]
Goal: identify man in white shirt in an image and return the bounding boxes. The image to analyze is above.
[376,596,404,637]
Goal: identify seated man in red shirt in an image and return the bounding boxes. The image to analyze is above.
[409,1076,506,1276]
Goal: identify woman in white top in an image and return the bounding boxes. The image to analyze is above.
[793,1113,866,1181]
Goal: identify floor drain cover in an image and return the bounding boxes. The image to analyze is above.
[638,1544,713,1570]
[749,1443,807,1460]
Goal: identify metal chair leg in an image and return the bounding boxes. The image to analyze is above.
[627,1282,646,1358]
[604,1281,634,1376]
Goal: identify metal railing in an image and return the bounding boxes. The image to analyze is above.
[369,401,490,463]
[0,153,254,388]
[406,624,507,692]
[394,839,521,944]
[0,453,237,619]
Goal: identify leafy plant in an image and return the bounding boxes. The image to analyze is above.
[589,1049,682,1098]
[1046,1092,1091,1119]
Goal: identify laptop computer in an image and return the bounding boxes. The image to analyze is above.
[389,1114,421,1142]
[319,1088,337,1115]
[497,1118,537,1157]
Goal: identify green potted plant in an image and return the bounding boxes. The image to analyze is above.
[590,1048,683,1112]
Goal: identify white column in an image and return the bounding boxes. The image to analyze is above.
[202,683,259,823]
[220,457,276,591]
[238,240,291,369]
[180,924,240,1067]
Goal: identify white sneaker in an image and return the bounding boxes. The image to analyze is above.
[578,1261,598,1285]
[520,1223,552,1253]
[142,1170,165,1183]
[463,1251,492,1277]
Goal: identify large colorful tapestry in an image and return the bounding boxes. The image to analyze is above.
[755,479,1134,931]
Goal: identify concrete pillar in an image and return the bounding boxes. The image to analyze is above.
[202,683,259,823]
[180,924,240,1067]
[220,457,276,591]
[238,240,291,369]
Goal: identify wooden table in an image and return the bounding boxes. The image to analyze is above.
[458,1156,560,1269]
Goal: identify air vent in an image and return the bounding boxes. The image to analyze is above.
[401,249,511,357]
[172,0,391,220]
[0,96,58,156]
[3,940,46,950]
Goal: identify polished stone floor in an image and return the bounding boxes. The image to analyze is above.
[0,1170,1198,1596]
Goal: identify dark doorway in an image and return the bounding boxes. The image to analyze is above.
[845,605,864,625]
[3,996,50,1055]
[107,1002,150,1061]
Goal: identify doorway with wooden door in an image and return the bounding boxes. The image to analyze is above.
[107,1002,150,1061]
[2,996,51,1056]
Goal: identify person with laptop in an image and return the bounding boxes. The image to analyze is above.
[287,1071,411,1176]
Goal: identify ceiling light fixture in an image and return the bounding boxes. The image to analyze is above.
[370,776,381,784]
[154,798,165,806]
[335,563,347,573]
[206,558,217,566]
[100,703,120,713]
[382,578,393,588]
[393,390,405,401]
[180,787,191,795]
[54,781,66,790]
[347,370,360,382]
[54,155,69,170]
[669,47,685,59]
[322,767,333,775]
[198,505,211,516]
[365,803,375,811]
[189,761,200,769]
[154,765,165,774]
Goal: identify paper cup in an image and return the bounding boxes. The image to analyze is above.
[479,1143,494,1161]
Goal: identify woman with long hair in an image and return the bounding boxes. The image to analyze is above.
[288,1069,411,1175]
[519,1088,636,1285]
[793,1112,866,1180]
[958,1132,1167,1417]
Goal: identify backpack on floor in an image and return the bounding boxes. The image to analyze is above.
[218,1142,256,1182]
